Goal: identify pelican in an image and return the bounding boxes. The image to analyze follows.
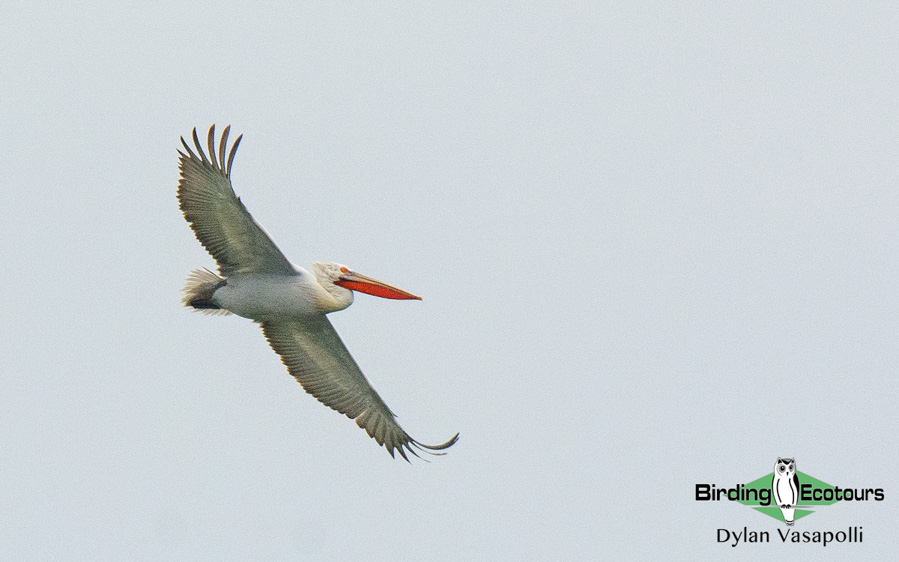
[177,125,458,461]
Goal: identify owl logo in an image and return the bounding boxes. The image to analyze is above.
[772,458,800,525]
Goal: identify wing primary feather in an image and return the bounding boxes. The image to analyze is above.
[192,127,210,165]
[410,433,460,454]
[226,134,242,177]
[397,444,416,462]
[218,125,231,171]
[180,137,197,159]
[369,414,383,441]
[207,124,217,167]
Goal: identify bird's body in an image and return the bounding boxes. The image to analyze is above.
[176,125,457,461]
[213,271,346,319]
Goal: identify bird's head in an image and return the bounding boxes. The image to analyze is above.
[312,262,422,305]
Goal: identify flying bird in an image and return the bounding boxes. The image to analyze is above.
[177,125,458,461]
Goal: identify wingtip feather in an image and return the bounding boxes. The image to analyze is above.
[207,125,217,167]
[192,127,210,164]
[227,134,242,177]
[412,432,460,453]
[218,125,231,171]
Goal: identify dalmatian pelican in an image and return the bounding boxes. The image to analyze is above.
[177,125,458,461]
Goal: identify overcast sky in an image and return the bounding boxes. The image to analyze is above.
[1,2,897,560]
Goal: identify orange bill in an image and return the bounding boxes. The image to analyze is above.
[335,269,422,300]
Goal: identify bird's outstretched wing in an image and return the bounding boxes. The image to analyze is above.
[177,125,296,276]
[261,317,459,461]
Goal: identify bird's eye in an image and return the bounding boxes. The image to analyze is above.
[340,266,349,273]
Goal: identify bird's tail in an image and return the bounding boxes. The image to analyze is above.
[182,268,230,315]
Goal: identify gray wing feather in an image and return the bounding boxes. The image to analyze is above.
[177,125,296,276]
[261,317,458,461]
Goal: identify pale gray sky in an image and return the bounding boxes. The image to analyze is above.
[1,1,897,560]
